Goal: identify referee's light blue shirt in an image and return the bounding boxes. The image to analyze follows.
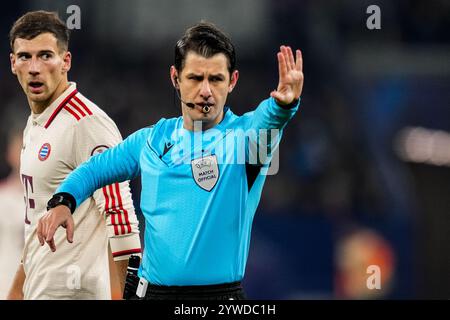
[57,97,299,285]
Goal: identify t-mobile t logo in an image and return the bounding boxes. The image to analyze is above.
[22,174,35,224]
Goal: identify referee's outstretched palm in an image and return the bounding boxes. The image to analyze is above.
[270,45,304,106]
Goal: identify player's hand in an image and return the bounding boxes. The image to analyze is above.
[270,45,303,105]
[37,205,74,252]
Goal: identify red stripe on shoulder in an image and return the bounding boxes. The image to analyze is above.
[44,89,78,128]
[64,105,81,121]
[68,100,86,117]
[73,95,93,115]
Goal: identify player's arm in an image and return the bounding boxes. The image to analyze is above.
[111,257,129,298]
[36,127,150,252]
[103,184,140,298]
[92,171,141,293]
[6,264,25,300]
[109,243,127,300]
[97,177,141,297]
[77,116,142,297]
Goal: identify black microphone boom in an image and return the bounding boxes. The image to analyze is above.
[174,89,211,113]
[175,88,195,108]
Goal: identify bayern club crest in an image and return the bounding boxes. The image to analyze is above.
[191,155,219,191]
[38,143,51,161]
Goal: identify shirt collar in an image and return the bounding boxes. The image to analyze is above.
[178,107,232,132]
[32,82,78,128]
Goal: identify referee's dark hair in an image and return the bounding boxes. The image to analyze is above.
[9,10,70,53]
[174,21,236,75]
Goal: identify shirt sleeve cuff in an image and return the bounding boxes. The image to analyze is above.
[274,97,301,110]
[109,233,142,261]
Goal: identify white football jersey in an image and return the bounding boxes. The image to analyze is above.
[20,82,141,300]
[0,175,24,299]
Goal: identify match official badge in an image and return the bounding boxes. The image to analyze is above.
[191,155,219,191]
[38,143,51,161]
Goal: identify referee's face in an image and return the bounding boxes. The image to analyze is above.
[174,51,238,131]
[10,32,71,113]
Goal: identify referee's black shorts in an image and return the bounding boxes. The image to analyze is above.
[135,281,246,300]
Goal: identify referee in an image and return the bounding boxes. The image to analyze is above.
[38,22,304,300]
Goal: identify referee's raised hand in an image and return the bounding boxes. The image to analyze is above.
[270,45,304,106]
[37,206,74,252]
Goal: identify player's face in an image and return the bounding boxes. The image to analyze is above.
[10,33,71,112]
[174,52,238,130]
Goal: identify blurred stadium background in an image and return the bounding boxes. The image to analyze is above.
[0,0,449,299]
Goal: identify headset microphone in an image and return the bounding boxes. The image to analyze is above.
[180,97,196,109]
[173,84,195,108]
[174,81,211,113]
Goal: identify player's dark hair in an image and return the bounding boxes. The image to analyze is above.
[9,11,70,52]
[175,21,236,75]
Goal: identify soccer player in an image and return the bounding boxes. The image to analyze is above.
[39,22,303,299]
[0,127,25,299]
[7,11,141,299]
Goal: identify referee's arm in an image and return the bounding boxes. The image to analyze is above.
[36,128,149,252]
